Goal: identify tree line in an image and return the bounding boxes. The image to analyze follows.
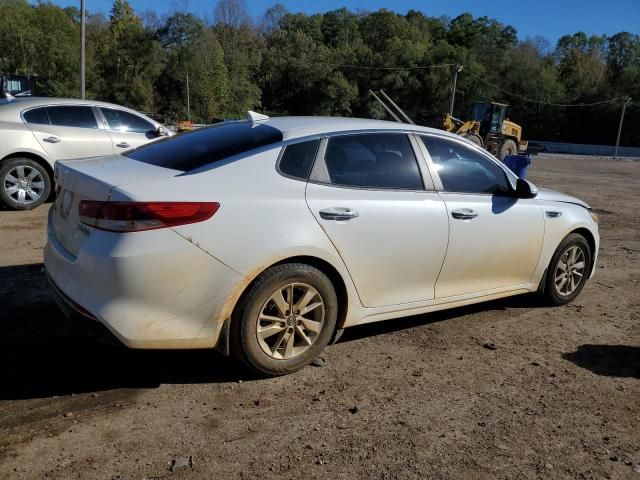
[1,0,638,145]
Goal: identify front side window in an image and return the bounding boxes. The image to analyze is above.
[278,139,320,180]
[323,133,423,190]
[101,108,155,134]
[46,106,98,129]
[23,107,49,125]
[420,136,510,194]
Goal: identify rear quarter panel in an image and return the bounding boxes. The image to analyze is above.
[110,147,362,336]
[0,120,50,164]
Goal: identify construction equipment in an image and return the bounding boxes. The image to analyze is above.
[1,74,38,98]
[443,101,528,160]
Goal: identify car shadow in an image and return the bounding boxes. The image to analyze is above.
[339,292,544,344]
[0,263,546,400]
[563,344,640,379]
[0,263,255,400]
[0,198,53,211]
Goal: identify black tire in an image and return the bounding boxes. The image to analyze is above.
[463,133,483,147]
[499,139,517,161]
[230,263,338,376]
[0,158,51,210]
[544,233,592,306]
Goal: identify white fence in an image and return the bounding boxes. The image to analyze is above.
[530,141,640,157]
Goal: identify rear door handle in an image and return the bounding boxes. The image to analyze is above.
[319,207,359,221]
[43,136,60,143]
[451,208,478,220]
[116,142,130,149]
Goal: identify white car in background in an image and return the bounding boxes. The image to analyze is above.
[0,97,169,210]
[45,114,599,376]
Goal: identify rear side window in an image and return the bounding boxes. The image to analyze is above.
[47,106,98,129]
[323,133,423,190]
[23,107,49,125]
[278,139,320,180]
[125,121,283,172]
[101,108,155,134]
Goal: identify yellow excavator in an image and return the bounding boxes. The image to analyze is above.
[443,102,528,160]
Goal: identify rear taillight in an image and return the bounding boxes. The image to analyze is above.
[79,201,219,232]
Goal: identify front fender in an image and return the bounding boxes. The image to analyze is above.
[531,200,600,285]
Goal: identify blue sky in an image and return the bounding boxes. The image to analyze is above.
[48,0,639,44]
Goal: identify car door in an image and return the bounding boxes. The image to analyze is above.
[418,134,544,299]
[98,107,160,152]
[25,105,114,160]
[305,132,449,308]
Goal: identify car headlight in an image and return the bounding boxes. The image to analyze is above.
[589,209,600,224]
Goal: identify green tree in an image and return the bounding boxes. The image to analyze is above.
[95,0,165,110]
[213,0,262,117]
[156,13,229,122]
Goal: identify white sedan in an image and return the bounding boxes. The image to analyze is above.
[44,114,599,375]
[0,97,169,210]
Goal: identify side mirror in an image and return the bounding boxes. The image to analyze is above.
[514,178,538,199]
[155,125,169,137]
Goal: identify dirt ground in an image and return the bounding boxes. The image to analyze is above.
[0,154,638,480]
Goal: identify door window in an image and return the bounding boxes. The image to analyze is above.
[46,106,98,129]
[322,133,423,190]
[420,136,510,194]
[100,108,155,134]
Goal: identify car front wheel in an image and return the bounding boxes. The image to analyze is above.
[544,233,592,305]
[230,263,338,376]
[0,158,51,210]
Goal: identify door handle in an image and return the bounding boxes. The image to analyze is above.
[43,136,60,144]
[319,207,359,221]
[451,208,478,220]
[116,142,130,149]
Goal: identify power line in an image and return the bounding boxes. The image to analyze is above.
[465,71,628,107]
[291,58,455,71]
[285,57,630,108]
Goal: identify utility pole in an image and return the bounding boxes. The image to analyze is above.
[186,72,191,122]
[80,0,85,99]
[613,96,631,160]
[449,63,463,115]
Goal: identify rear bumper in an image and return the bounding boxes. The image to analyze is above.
[44,216,243,349]
[48,274,124,346]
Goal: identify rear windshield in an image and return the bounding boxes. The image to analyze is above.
[124,121,283,172]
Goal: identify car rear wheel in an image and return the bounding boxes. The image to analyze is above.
[230,263,338,376]
[0,158,51,210]
[544,233,591,305]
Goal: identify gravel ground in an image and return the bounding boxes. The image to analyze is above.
[0,153,638,479]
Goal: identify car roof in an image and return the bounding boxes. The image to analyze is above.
[253,115,462,142]
[0,97,154,121]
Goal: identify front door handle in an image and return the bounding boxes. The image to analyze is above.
[43,136,60,144]
[319,207,359,221]
[115,142,130,149]
[451,208,478,220]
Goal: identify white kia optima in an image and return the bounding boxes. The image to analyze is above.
[45,114,600,375]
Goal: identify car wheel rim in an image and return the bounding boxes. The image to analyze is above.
[4,165,45,205]
[554,245,586,296]
[256,282,325,360]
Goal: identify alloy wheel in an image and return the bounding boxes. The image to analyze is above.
[256,282,325,360]
[3,165,45,205]
[554,245,586,296]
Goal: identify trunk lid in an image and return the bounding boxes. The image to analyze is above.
[51,155,180,257]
